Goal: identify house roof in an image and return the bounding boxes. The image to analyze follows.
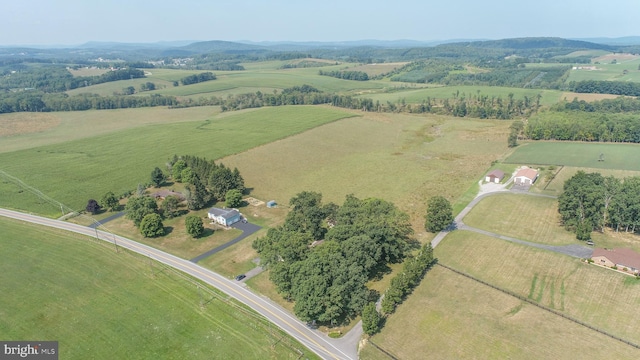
[487,169,505,179]
[515,167,538,180]
[592,248,640,270]
[208,207,240,220]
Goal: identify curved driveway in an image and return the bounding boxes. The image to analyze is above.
[0,208,356,360]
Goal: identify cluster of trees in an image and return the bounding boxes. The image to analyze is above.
[180,72,216,85]
[380,242,435,314]
[569,80,640,96]
[559,171,640,240]
[0,92,177,113]
[524,111,640,143]
[318,70,369,81]
[0,66,145,93]
[424,196,454,232]
[168,155,244,210]
[443,66,570,89]
[252,192,417,325]
[551,96,640,113]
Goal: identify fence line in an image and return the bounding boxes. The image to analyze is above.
[436,263,640,350]
[368,340,399,360]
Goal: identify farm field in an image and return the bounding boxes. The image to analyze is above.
[435,231,640,343]
[535,165,640,196]
[360,264,640,360]
[358,85,563,106]
[0,106,355,216]
[0,217,317,360]
[505,142,640,171]
[463,193,588,246]
[0,106,221,153]
[218,111,512,232]
[566,57,640,82]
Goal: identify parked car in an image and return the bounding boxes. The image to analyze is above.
[235,274,246,281]
[586,240,594,246]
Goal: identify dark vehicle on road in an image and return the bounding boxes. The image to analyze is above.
[235,274,246,281]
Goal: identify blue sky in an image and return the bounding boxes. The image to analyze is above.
[3,0,639,45]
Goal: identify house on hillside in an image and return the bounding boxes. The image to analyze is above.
[207,207,241,227]
[591,248,640,274]
[514,167,538,185]
[485,169,505,184]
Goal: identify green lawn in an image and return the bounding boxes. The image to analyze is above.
[0,106,355,216]
[0,217,318,360]
[505,142,640,171]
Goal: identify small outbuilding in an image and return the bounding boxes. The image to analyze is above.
[266,200,277,208]
[514,167,539,185]
[591,248,640,274]
[485,169,505,183]
[207,207,241,227]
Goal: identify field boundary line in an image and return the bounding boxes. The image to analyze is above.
[542,165,563,191]
[436,262,640,350]
[368,340,399,360]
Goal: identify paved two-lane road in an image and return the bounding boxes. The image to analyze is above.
[0,208,356,360]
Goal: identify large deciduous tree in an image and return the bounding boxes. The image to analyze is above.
[150,167,166,187]
[140,213,164,237]
[161,195,180,219]
[185,215,204,238]
[125,196,158,227]
[425,196,454,233]
[361,302,381,336]
[100,191,119,212]
[85,199,101,214]
[225,189,243,208]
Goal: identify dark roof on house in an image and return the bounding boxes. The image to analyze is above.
[208,207,240,220]
[515,168,538,180]
[592,248,640,270]
[487,169,505,178]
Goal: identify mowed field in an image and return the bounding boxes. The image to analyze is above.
[362,230,640,359]
[566,56,640,82]
[218,111,512,232]
[463,193,584,246]
[359,85,563,106]
[505,142,640,171]
[0,217,317,360]
[0,106,354,216]
[537,165,640,196]
[360,264,640,360]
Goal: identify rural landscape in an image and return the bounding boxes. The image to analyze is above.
[3,29,640,359]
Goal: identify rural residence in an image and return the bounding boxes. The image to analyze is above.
[514,167,538,185]
[485,169,505,183]
[591,248,640,274]
[208,207,241,227]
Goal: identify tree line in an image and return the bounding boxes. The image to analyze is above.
[569,80,640,96]
[523,98,640,143]
[318,70,369,81]
[0,91,178,113]
[252,192,418,325]
[179,72,216,85]
[559,171,640,240]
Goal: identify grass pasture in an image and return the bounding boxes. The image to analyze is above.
[505,142,640,171]
[359,85,562,106]
[435,231,640,344]
[0,106,354,216]
[361,264,640,360]
[539,165,640,196]
[219,112,512,232]
[566,57,640,82]
[463,193,585,246]
[0,106,221,153]
[0,217,317,360]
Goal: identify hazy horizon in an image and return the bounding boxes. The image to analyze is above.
[2,0,639,46]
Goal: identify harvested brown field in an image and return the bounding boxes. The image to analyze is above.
[560,92,622,102]
[593,53,640,63]
[0,112,60,137]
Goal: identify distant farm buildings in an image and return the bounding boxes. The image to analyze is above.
[208,207,241,227]
[485,169,505,183]
[514,167,538,185]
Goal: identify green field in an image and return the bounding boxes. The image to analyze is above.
[566,57,640,82]
[0,217,317,360]
[463,193,586,246]
[505,142,640,171]
[358,85,563,106]
[0,106,355,216]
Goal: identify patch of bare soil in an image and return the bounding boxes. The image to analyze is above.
[0,113,61,137]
